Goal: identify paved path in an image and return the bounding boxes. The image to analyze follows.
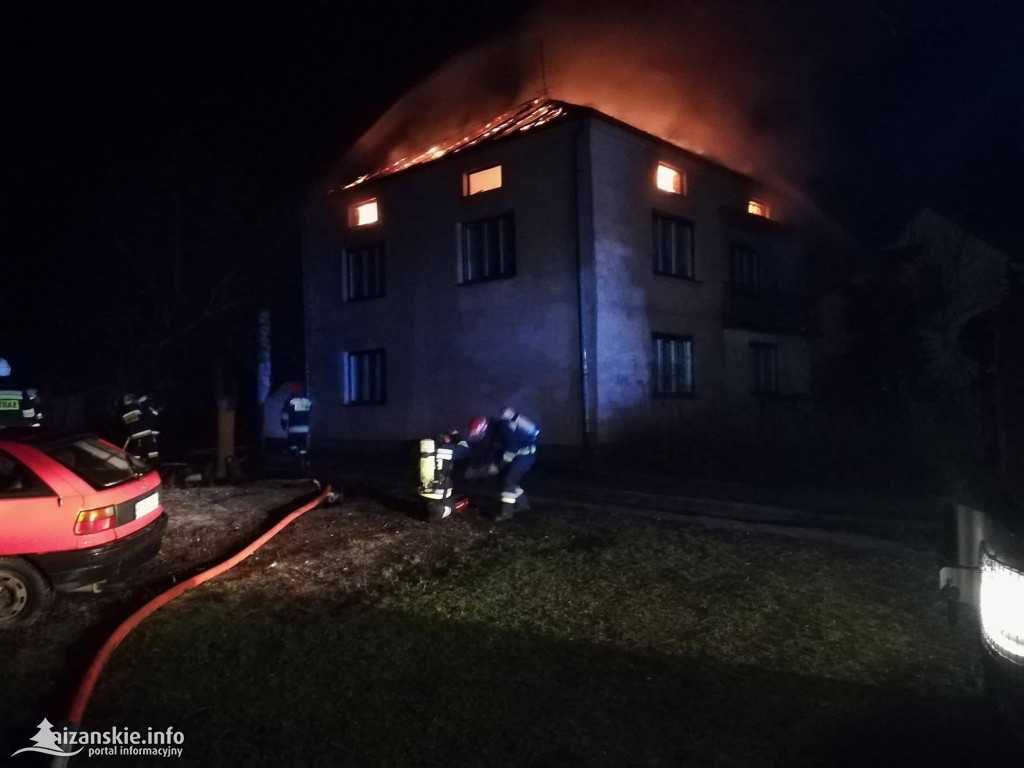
[323,458,940,552]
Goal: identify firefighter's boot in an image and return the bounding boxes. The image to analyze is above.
[493,506,515,523]
[498,485,528,520]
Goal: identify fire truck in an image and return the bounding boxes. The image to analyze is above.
[940,497,1024,737]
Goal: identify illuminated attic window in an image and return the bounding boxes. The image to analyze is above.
[747,199,769,218]
[656,163,684,195]
[349,199,379,227]
[464,165,502,196]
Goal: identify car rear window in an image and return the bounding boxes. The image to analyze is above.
[40,437,143,490]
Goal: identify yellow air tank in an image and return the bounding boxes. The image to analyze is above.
[419,438,436,487]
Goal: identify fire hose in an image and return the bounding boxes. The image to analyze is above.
[56,484,334,753]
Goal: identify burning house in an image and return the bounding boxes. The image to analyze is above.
[302,99,813,453]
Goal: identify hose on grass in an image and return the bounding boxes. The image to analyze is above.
[64,485,333,729]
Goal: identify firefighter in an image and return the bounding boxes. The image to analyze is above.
[418,431,472,521]
[117,393,161,464]
[280,383,312,459]
[464,417,501,477]
[470,407,540,522]
[0,358,43,429]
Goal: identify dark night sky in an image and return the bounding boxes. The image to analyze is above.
[5,1,1023,382]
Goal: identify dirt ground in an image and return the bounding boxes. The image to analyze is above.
[1,474,1016,765]
[0,480,495,747]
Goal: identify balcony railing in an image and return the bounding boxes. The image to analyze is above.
[722,284,813,333]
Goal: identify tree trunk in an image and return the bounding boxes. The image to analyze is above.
[212,355,237,480]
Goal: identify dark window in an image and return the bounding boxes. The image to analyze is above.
[342,349,386,405]
[729,244,761,295]
[653,213,695,279]
[343,243,386,302]
[749,343,778,394]
[0,450,53,498]
[652,333,694,397]
[460,213,516,284]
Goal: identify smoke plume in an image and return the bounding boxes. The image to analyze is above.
[341,0,888,193]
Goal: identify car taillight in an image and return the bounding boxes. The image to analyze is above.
[74,506,115,535]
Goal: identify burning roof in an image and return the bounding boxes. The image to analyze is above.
[341,99,568,190]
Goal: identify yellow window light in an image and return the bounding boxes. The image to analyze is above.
[747,199,769,218]
[350,199,379,227]
[656,163,683,194]
[465,165,502,196]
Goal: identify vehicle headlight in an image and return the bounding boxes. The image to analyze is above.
[980,551,1024,662]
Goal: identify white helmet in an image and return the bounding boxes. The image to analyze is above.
[0,358,10,377]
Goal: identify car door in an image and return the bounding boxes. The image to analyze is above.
[0,447,85,555]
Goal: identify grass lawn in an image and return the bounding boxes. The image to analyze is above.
[83,508,1010,766]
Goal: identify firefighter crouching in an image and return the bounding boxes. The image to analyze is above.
[419,407,539,523]
[418,433,471,521]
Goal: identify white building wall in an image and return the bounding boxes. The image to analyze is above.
[303,121,585,449]
[302,110,815,452]
[586,119,769,442]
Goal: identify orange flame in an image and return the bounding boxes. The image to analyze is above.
[342,99,565,189]
[335,1,882,213]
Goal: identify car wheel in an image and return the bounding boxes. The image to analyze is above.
[0,557,54,628]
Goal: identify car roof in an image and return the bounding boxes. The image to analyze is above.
[0,428,99,448]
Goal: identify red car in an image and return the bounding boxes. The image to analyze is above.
[0,430,167,627]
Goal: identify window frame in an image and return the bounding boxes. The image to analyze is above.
[747,199,769,218]
[651,332,695,399]
[655,162,685,195]
[729,243,762,295]
[749,342,779,395]
[463,164,503,197]
[341,242,386,303]
[348,198,380,228]
[652,211,696,280]
[458,211,517,285]
[341,348,387,406]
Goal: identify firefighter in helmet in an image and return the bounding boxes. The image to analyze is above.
[281,383,312,458]
[469,407,539,522]
[0,358,43,429]
[116,393,161,465]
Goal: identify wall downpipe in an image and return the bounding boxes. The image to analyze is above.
[574,121,596,457]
